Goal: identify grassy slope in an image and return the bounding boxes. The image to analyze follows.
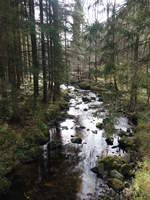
[132,103,150,200]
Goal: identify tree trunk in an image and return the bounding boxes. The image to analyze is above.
[39,0,47,103]
[29,0,39,101]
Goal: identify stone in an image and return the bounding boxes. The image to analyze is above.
[119,137,135,150]
[105,137,113,145]
[71,137,82,144]
[121,164,132,177]
[110,170,124,181]
[82,97,90,103]
[84,108,88,111]
[61,126,68,130]
[91,167,99,174]
[96,123,103,129]
[91,97,96,101]
[92,130,98,134]
[98,162,105,177]
[80,126,86,129]
[108,178,124,191]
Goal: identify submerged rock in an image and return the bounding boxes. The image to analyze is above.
[80,126,86,129]
[71,137,82,144]
[91,162,104,178]
[91,97,96,101]
[82,97,91,103]
[92,130,98,134]
[91,167,99,174]
[96,123,103,130]
[84,108,88,111]
[105,137,113,145]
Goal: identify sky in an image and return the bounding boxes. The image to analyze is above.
[36,0,126,24]
[82,0,126,23]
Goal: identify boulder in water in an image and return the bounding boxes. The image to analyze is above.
[96,123,103,130]
[91,97,96,101]
[84,108,88,111]
[82,97,91,103]
[105,137,113,145]
[71,137,82,144]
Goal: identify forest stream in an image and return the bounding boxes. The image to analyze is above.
[3,85,132,200]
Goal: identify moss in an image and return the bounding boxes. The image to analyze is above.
[108,178,124,191]
[121,164,132,177]
[78,81,91,90]
[98,156,126,172]
[132,160,150,200]
[119,137,136,150]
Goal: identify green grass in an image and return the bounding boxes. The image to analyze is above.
[132,160,150,200]
[132,112,150,199]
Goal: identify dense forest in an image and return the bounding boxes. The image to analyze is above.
[0,0,150,199]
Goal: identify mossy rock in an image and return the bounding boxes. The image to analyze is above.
[96,123,104,130]
[119,137,136,150]
[90,85,100,92]
[103,117,110,126]
[105,137,114,145]
[110,170,124,180]
[78,82,91,90]
[108,178,124,191]
[98,156,126,172]
[121,164,132,177]
[71,137,82,144]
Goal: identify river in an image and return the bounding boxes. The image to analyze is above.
[3,85,131,200]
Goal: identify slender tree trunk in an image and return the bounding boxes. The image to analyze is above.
[39,0,47,102]
[129,35,139,112]
[29,0,39,101]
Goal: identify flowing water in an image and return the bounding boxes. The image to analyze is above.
[3,85,131,200]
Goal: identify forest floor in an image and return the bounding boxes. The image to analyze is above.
[0,88,70,194]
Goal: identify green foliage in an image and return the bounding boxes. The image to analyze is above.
[45,104,60,121]
[0,177,11,194]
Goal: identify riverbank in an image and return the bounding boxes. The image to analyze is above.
[78,80,150,200]
[0,90,70,194]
